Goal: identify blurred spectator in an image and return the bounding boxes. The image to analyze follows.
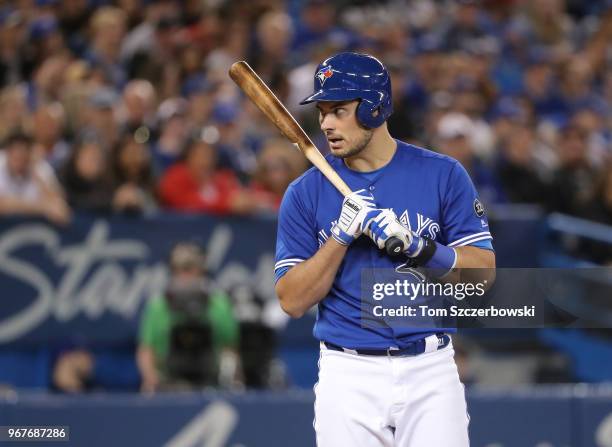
[205,18,249,83]
[83,87,120,149]
[558,56,604,117]
[60,138,113,213]
[0,85,28,142]
[0,132,70,224]
[183,76,216,128]
[27,53,70,110]
[58,60,94,136]
[137,242,239,392]
[117,0,144,30]
[158,137,253,215]
[31,102,70,170]
[548,124,600,215]
[110,133,157,215]
[573,164,612,264]
[509,0,574,61]
[292,0,344,57]
[178,44,205,94]
[490,96,530,144]
[407,38,443,113]
[0,9,27,88]
[85,7,127,88]
[57,0,92,56]
[119,79,157,137]
[23,16,66,76]
[520,57,564,122]
[248,138,307,214]
[441,0,496,54]
[249,10,293,82]
[186,9,223,59]
[434,112,505,204]
[151,97,189,174]
[452,85,496,160]
[213,101,257,181]
[582,164,612,226]
[121,0,180,63]
[123,11,181,99]
[570,106,609,165]
[495,124,552,204]
[287,45,330,117]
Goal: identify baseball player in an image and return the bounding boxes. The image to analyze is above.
[274,52,495,446]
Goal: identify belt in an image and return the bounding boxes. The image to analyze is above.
[323,334,450,357]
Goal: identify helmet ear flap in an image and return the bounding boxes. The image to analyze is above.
[356,100,385,129]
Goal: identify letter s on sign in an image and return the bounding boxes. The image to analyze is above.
[0,224,56,342]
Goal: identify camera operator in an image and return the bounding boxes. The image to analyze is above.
[136,242,239,393]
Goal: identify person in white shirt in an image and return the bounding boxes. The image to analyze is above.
[0,132,71,225]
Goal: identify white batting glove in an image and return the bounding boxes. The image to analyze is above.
[364,208,423,255]
[331,189,377,246]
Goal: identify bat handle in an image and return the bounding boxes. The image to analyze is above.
[385,237,405,256]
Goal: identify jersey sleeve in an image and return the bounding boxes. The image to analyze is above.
[441,161,493,249]
[274,182,318,283]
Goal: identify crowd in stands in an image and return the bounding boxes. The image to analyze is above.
[0,0,609,225]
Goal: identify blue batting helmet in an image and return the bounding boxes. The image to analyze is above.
[299,52,393,129]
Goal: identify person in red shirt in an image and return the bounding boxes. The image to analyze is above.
[159,137,252,215]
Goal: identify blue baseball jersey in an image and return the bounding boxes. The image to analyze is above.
[274,140,494,349]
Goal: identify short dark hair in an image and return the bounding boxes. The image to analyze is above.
[3,131,33,149]
[181,135,215,161]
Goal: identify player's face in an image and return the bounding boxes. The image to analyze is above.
[317,101,373,159]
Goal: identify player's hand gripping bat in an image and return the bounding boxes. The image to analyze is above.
[229,61,404,256]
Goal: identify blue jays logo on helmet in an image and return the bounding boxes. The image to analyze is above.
[316,66,334,86]
[300,52,393,129]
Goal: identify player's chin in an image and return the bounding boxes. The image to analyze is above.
[330,148,351,158]
[329,142,352,158]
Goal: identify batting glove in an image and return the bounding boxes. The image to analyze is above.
[331,189,377,246]
[364,208,425,257]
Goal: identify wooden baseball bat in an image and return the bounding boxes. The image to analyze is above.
[229,61,351,196]
[228,61,404,255]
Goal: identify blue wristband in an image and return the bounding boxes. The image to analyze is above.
[412,238,457,273]
[425,242,457,271]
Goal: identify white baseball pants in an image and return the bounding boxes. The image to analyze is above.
[313,340,470,447]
